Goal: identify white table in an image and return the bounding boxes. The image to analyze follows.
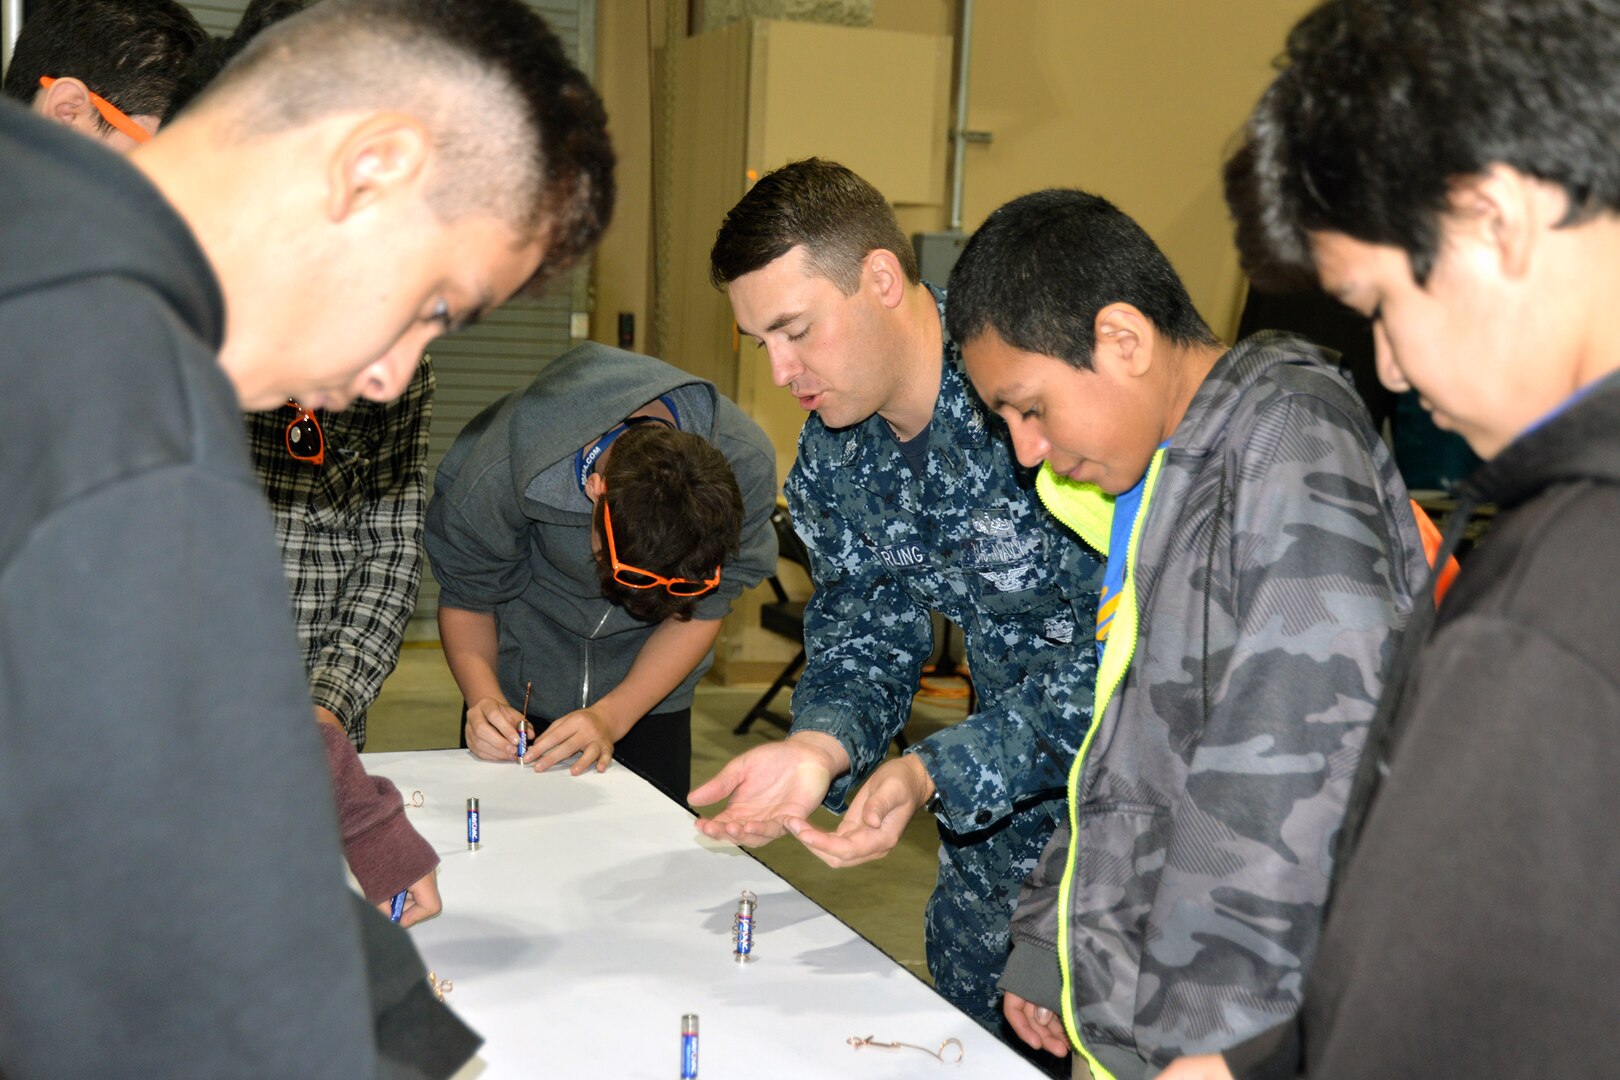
[367,750,1043,1078]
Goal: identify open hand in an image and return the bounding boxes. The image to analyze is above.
[689,734,844,846]
[787,755,933,868]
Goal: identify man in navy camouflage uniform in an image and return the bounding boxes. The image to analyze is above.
[690,159,1102,1044]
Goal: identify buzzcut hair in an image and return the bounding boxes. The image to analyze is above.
[592,424,744,624]
[2,0,206,127]
[946,188,1219,371]
[1224,0,1620,290]
[197,0,614,289]
[709,158,918,294]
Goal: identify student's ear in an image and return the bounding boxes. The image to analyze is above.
[1093,303,1155,378]
[1448,164,1566,283]
[863,249,908,309]
[583,472,606,504]
[325,113,432,223]
[37,76,98,133]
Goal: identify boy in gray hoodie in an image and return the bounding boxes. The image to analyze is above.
[950,190,1432,1079]
[425,342,777,801]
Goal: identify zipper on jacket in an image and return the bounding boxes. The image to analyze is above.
[580,607,612,709]
[1036,450,1165,1079]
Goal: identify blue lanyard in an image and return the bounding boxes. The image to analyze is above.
[574,395,681,493]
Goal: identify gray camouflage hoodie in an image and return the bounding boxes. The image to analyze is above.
[1000,332,1432,1076]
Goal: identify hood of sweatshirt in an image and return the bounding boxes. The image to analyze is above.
[505,341,721,502]
[0,100,223,348]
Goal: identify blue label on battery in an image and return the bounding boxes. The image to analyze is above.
[681,1034,698,1078]
[468,810,480,844]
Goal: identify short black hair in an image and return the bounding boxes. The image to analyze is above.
[592,424,744,624]
[161,0,308,125]
[709,158,918,293]
[1224,0,1620,289]
[199,0,615,290]
[946,188,1219,371]
[3,0,206,126]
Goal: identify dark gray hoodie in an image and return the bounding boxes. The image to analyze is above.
[0,101,476,1077]
[1228,370,1620,1080]
[425,343,778,720]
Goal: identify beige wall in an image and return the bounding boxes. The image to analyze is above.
[871,0,951,36]
[592,1,1314,678]
[597,0,1312,356]
[957,0,1314,338]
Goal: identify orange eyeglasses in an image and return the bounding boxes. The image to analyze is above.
[601,499,720,597]
[284,399,325,466]
[38,76,152,144]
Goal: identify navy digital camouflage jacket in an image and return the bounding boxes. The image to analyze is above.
[785,292,1102,841]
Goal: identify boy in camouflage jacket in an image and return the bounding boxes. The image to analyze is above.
[951,190,1432,1079]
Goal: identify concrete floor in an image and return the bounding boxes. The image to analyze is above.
[363,642,981,986]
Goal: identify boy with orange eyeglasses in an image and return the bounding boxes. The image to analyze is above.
[2,0,203,149]
[426,342,777,802]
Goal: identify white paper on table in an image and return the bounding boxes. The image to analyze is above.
[366,750,1046,1079]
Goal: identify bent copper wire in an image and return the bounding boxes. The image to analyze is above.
[848,1035,965,1064]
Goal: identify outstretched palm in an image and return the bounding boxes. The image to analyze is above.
[690,741,835,846]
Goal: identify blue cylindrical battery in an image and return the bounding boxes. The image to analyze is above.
[680,1014,698,1078]
[732,890,758,962]
[467,797,480,850]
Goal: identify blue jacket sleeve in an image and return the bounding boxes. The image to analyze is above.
[785,456,936,810]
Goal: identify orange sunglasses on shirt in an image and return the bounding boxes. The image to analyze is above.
[284,400,325,466]
[38,76,152,144]
[601,499,720,597]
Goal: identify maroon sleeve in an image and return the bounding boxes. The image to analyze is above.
[319,724,440,902]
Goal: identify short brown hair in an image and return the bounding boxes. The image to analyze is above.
[592,424,744,623]
[709,158,917,294]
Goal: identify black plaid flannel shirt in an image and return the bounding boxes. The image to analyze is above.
[245,358,435,749]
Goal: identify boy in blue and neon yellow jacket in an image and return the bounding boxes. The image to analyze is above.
[948,190,1433,1079]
